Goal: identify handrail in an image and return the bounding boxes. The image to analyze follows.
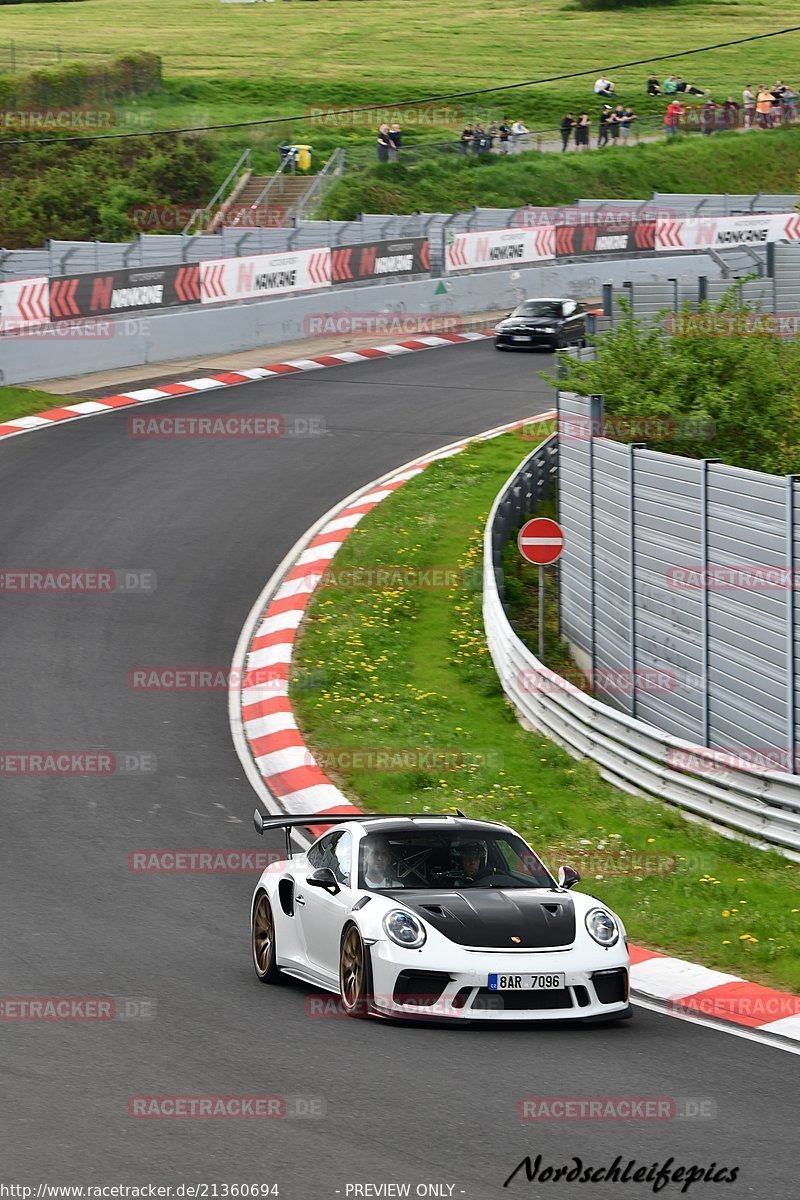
[285,147,345,222]
[182,147,252,236]
[228,151,299,228]
[482,435,800,862]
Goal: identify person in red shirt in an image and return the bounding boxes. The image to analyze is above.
[664,99,684,136]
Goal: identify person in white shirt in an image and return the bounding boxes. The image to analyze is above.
[511,118,530,153]
[594,76,616,97]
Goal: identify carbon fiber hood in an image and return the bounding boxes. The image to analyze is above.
[392,889,576,949]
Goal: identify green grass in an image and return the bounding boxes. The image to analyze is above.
[290,430,800,992]
[0,385,77,424]
[320,126,800,217]
[4,0,800,136]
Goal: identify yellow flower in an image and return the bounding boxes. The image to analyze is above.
[722,940,731,945]
[721,910,730,918]
[646,838,656,844]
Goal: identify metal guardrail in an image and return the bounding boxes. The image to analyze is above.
[482,435,800,861]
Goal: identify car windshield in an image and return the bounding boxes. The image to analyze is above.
[512,301,564,318]
[358,828,555,890]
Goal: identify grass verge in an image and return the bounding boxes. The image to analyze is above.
[0,385,79,425]
[291,428,800,992]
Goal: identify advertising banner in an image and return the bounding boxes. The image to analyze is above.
[555,223,655,257]
[656,212,800,252]
[330,238,429,283]
[49,264,200,320]
[0,277,50,331]
[446,227,555,273]
[200,249,330,304]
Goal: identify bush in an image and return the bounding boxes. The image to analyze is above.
[0,130,215,246]
[551,292,800,475]
[0,51,161,108]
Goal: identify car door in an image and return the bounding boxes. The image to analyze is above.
[561,300,584,342]
[295,830,354,979]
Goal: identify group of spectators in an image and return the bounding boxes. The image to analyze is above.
[375,74,800,162]
[456,119,531,154]
[561,106,638,150]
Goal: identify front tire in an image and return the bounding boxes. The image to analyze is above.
[252,891,282,984]
[339,924,373,1018]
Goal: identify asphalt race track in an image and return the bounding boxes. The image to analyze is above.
[1,341,798,1199]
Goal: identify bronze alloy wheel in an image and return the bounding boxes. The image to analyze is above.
[339,925,371,1017]
[252,892,281,984]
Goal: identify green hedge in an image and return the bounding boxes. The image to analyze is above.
[0,52,161,106]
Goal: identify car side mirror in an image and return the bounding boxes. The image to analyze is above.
[558,865,581,889]
[306,867,340,894]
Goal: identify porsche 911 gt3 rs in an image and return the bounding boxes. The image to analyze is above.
[250,812,631,1022]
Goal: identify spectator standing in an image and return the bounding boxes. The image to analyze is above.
[560,112,574,151]
[594,75,615,97]
[459,122,475,154]
[610,105,624,142]
[497,118,511,153]
[487,120,499,148]
[720,97,740,131]
[781,85,798,122]
[473,123,490,152]
[511,118,530,153]
[574,112,591,150]
[647,74,661,96]
[620,106,638,142]
[664,98,683,136]
[388,123,401,160]
[756,85,774,128]
[376,124,392,162]
[742,85,755,128]
[700,99,717,135]
[597,105,612,147]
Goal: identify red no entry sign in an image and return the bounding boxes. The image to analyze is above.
[518,517,565,566]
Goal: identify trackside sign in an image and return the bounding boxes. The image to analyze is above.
[656,213,800,252]
[200,249,331,303]
[446,227,555,272]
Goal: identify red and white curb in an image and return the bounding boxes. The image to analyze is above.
[229,413,800,1051]
[0,332,494,444]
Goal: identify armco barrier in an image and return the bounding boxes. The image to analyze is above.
[483,436,800,861]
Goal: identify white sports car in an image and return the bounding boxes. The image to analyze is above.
[250,812,631,1023]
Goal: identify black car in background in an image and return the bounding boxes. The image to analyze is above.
[494,298,588,350]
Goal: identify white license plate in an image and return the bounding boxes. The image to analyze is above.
[511,335,530,342]
[488,973,565,991]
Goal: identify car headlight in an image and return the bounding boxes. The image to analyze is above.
[540,326,555,333]
[585,908,619,946]
[383,909,427,948]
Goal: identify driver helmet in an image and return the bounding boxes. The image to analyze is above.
[455,840,488,871]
